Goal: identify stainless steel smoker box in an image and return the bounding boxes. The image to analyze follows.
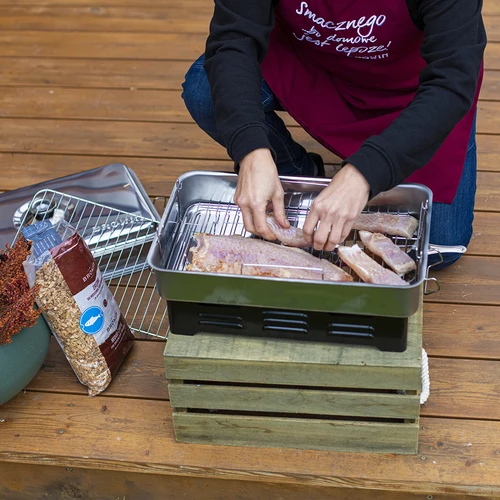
[148,171,433,319]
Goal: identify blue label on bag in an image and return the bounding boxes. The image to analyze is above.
[21,220,63,258]
[79,306,105,335]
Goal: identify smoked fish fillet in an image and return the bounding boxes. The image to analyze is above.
[265,212,419,247]
[337,244,407,286]
[186,233,353,282]
[359,231,416,275]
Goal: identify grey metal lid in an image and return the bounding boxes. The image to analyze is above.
[0,163,160,247]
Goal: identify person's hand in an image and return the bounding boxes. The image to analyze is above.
[234,148,289,240]
[303,163,370,251]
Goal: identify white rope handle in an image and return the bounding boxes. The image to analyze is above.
[420,348,430,404]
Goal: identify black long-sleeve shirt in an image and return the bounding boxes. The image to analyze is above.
[203,0,486,198]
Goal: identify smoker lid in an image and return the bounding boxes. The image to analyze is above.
[0,163,160,247]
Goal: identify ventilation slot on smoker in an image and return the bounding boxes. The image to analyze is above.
[328,323,375,339]
[198,313,244,330]
[167,301,408,351]
[262,310,309,334]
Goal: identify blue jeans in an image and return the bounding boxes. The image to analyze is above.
[182,55,477,270]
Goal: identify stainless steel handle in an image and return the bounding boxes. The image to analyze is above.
[424,248,444,295]
[428,244,467,256]
[424,245,466,295]
[424,276,440,295]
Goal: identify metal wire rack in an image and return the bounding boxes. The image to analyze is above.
[166,189,427,284]
[16,189,170,340]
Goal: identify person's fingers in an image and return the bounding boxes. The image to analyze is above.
[340,219,354,244]
[239,206,256,236]
[271,190,289,228]
[313,219,333,251]
[303,209,319,244]
[324,223,344,252]
[252,204,277,240]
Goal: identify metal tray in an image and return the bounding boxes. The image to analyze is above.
[148,171,433,318]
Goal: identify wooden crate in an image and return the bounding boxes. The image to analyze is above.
[164,302,422,455]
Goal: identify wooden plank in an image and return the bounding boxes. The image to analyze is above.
[2,462,491,500]
[0,153,230,194]
[0,87,194,122]
[476,171,500,212]
[477,101,500,134]
[0,57,191,90]
[485,43,500,70]
[469,212,500,257]
[165,344,421,391]
[0,6,210,33]
[168,381,420,420]
[477,134,500,172]
[0,5,210,33]
[0,118,228,158]
[0,31,205,60]
[485,16,500,43]
[1,392,500,495]
[165,305,422,391]
[421,358,500,421]
[484,0,500,15]
[479,71,500,101]
[0,87,300,127]
[173,412,420,454]
[26,337,168,399]
[0,118,340,164]
[423,303,500,360]
[426,256,500,306]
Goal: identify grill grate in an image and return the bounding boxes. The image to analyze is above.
[15,189,169,340]
[165,189,428,285]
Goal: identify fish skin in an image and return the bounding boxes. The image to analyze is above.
[337,244,407,286]
[265,214,310,247]
[359,231,416,275]
[353,213,419,239]
[187,233,353,282]
[265,213,419,247]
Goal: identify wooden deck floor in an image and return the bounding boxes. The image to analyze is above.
[1,1,500,499]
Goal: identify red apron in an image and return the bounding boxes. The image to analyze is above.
[261,0,482,203]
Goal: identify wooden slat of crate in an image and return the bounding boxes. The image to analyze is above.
[172,413,420,455]
[169,381,420,419]
[165,302,422,391]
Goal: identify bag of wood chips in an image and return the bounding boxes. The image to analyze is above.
[22,219,134,396]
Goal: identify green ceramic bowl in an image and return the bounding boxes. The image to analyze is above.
[0,315,51,406]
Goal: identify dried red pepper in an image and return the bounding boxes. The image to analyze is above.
[0,237,41,345]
